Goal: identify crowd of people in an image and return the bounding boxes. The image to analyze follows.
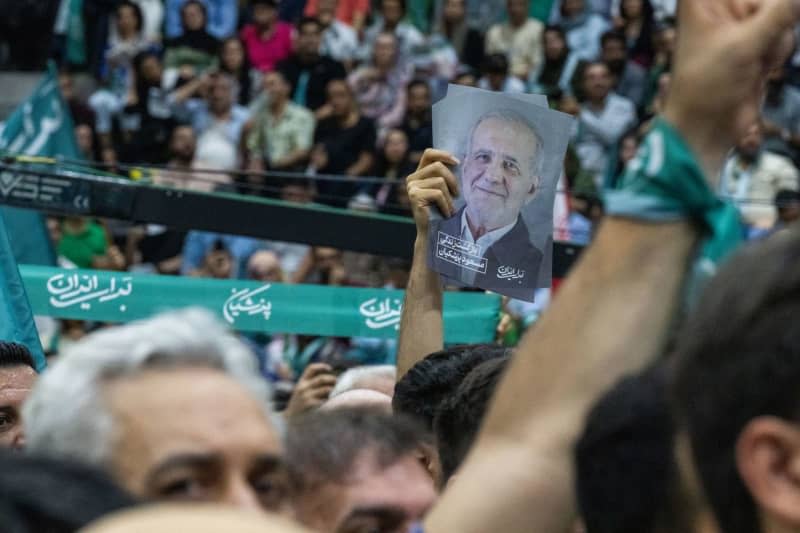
[39,0,800,360]
[5,0,800,531]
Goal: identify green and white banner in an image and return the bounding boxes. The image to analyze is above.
[20,266,501,344]
[0,63,81,266]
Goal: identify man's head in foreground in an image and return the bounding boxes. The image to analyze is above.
[674,228,800,533]
[394,344,510,432]
[0,342,37,450]
[286,408,436,533]
[394,344,509,487]
[433,357,508,486]
[461,110,544,234]
[23,309,289,514]
[575,364,709,533]
[0,451,136,533]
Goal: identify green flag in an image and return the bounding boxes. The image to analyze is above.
[0,62,81,266]
[0,213,46,370]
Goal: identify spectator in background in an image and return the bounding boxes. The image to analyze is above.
[311,80,376,205]
[247,71,316,173]
[59,71,96,130]
[611,0,676,22]
[172,73,249,187]
[0,343,37,450]
[75,124,100,161]
[359,0,424,63]
[641,18,674,111]
[773,189,800,232]
[181,231,264,278]
[88,2,150,148]
[126,215,186,275]
[720,121,800,232]
[165,0,237,40]
[118,51,177,164]
[349,32,412,139]
[102,1,150,94]
[485,0,544,81]
[218,37,255,106]
[373,128,416,211]
[529,25,580,97]
[401,80,433,164]
[286,409,436,533]
[277,17,347,114]
[600,31,647,108]
[192,239,236,279]
[478,53,526,93]
[305,0,369,35]
[452,66,478,87]
[317,0,360,68]
[762,65,800,165]
[240,0,293,72]
[57,218,125,271]
[163,0,221,73]
[556,0,611,61]
[247,250,286,282]
[613,0,655,67]
[574,62,637,186]
[153,124,198,189]
[126,0,165,44]
[608,128,640,185]
[432,0,484,71]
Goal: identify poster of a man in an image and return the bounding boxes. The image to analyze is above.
[428,87,573,301]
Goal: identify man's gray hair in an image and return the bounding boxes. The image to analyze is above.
[23,308,273,468]
[330,365,397,398]
[465,109,546,187]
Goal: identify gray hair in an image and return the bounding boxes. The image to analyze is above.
[330,365,397,398]
[464,109,545,190]
[23,308,273,468]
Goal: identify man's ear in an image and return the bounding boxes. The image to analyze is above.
[736,416,800,526]
[524,178,540,204]
[415,442,442,490]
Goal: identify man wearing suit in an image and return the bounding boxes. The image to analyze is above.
[431,109,545,296]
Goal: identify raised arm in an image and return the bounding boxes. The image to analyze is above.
[424,1,800,531]
[395,150,459,378]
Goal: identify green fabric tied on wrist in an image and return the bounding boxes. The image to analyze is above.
[605,118,742,266]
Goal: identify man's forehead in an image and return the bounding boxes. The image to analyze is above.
[472,117,536,140]
[105,369,281,468]
[470,117,538,154]
[0,365,36,392]
[341,457,435,515]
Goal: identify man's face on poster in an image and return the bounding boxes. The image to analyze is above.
[461,116,540,232]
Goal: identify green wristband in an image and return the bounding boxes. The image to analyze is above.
[605,118,742,265]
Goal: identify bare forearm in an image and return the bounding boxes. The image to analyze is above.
[274,148,310,169]
[346,153,373,176]
[396,236,443,379]
[426,217,698,533]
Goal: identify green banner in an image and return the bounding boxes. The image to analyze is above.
[0,218,46,370]
[19,265,501,344]
[0,62,81,266]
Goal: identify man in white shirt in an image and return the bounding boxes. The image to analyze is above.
[575,61,637,186]
[317,0,359,66]
[721,121,800,230]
